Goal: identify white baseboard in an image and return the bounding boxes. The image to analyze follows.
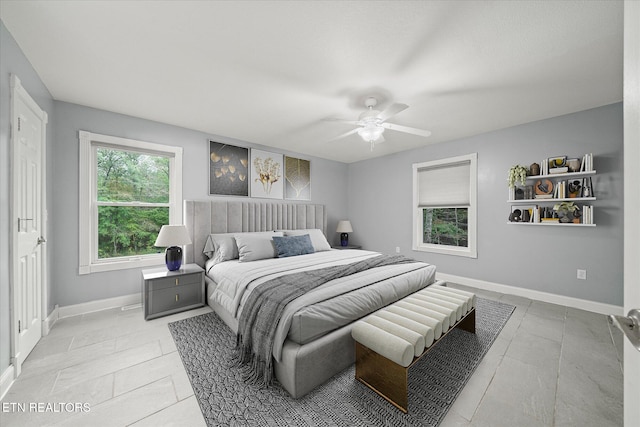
[436,272,623,316]
[42,304,59,336]
[0,364,15,401]
[58,293,141,319]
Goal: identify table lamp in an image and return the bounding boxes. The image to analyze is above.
[336,220,353,247]
[154,225,192,271]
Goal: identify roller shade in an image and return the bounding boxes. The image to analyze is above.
[417,161,470,207]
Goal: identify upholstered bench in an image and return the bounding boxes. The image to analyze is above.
[351,282,476,413]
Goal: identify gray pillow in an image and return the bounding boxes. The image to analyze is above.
[280,229,331,252]
[235,232,284,262]
[272,234,315,258]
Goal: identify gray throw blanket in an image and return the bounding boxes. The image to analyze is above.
[236,254,417,386]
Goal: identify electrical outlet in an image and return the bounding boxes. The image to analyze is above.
[577,269,587,280]
[395,247,400,253]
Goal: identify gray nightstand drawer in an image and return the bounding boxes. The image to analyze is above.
[142,264,205,320]
[147,284,203,317]
[147,272,201,291]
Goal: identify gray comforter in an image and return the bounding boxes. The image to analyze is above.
[208,249,436,361]
[236,254,420,385]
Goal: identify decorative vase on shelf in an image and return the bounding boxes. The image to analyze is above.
[529,163,540,176]
[567,159,580,173]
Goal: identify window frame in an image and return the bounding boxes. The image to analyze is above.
[79,131,183,274]
[412,153,477,258]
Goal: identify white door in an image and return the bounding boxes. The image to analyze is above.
[11,75,48,376]
[623,2,640,425]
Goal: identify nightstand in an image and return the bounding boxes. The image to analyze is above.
[142,264,205,320]
[331,245,362,250]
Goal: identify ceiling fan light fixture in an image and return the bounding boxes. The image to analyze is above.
[357,124,385,143]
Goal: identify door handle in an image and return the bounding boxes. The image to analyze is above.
[37,236,46,245]
[608,309,640,352]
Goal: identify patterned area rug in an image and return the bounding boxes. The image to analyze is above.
[168,298,514,427]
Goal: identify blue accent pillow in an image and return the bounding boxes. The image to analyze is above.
[272,234,315,258]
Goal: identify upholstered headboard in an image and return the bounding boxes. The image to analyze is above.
[183,200,328,267]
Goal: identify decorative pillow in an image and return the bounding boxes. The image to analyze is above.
[203,233,238,262]
[235,232,284,262]
[272,234,315,258]
[280,229,331,252]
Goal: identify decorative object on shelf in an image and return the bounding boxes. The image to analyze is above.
[548,156,567,168]
[154,225,192,271]
[548,156,568,174]
[553,202,581,223]
[568,180,582,198]
[567,158,581,172]
[209,141,249,196]
[507,165,528,188]
[509,205,535,222]
[336,220,353,247]
[534,179,554,198]
[529,163,540,176]
[582,176,594,197]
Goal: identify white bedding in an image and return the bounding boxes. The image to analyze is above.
[206,249,436,361]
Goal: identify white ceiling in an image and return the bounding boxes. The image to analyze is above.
[0,1,623,163]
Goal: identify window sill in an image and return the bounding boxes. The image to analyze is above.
[412,244,477,259]
[79,255,164,275]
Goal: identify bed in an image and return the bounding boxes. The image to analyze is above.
[183,200,437,398]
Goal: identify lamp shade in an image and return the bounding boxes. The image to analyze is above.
[154,225,192,247]
[336,220,353,233]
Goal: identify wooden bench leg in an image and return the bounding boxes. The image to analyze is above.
[456,308,476,334]
[355,342,408,413]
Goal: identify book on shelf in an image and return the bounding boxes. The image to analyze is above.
[541,218,560,223]
[553,181,567,199]
[535,194,553,199]
[581,205,594,224]
[580,153,594,172]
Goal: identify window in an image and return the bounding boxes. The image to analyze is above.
[79,131,183,274]
[412,153,477,258]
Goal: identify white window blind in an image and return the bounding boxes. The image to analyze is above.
[417,161,470,207]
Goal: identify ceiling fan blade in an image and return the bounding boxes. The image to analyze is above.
[377,103,408,122]
[328,128,359,142]
[382,122,432,138]
[324,118,361,126]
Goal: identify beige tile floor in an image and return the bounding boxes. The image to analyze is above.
[0,284,623,426]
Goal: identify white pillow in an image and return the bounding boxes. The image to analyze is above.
[281,229,331,252]
[235,232,284,262]
[203,233,238,262]
[203,231,281,264]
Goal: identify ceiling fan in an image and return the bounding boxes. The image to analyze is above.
[329,97,431,151]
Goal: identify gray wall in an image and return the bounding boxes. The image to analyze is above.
[0,16,623,382]
[52,101,349,307]
[348,103,623,306]
[0,22,55,375]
